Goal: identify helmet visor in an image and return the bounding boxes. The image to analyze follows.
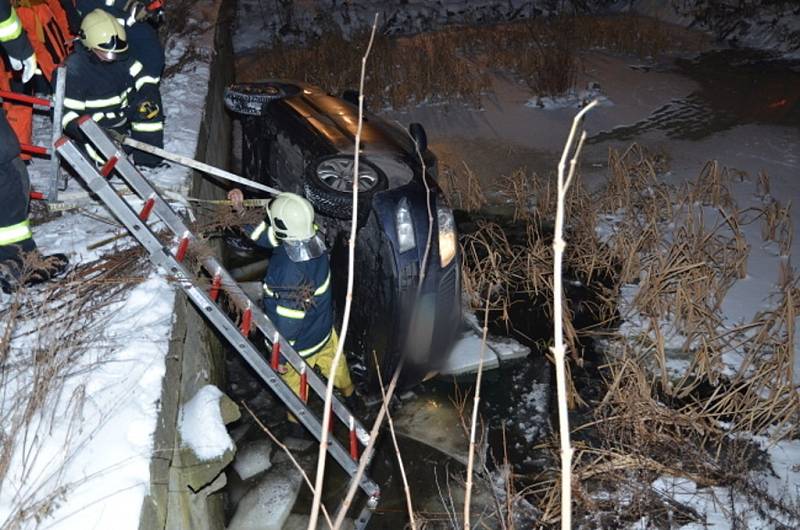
[92,47,124,61]
[283,234,326,263]
[95,34,128,54]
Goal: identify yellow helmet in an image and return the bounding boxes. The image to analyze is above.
[80,9,128,60]
[267,193,316,241]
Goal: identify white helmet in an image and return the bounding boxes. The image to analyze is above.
[267,193,316,242]
[80,9,128,61]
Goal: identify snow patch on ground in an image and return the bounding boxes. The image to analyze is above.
[525,86,613,110]
[179,385,234,461]
[0,278,174,530]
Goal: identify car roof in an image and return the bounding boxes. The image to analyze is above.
[276,82,419,156]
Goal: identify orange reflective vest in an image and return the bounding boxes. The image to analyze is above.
[0,61,32,156]
[2,1,73,155]
[14,0,72,81]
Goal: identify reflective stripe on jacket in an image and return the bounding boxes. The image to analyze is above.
[0,4,23,42]
[0,218,31,246]
[0,1,34,64]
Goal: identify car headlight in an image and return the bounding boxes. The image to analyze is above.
[438,205,456,267]
[396,198,416,253]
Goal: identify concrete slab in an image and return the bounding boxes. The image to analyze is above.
[227,461,303,530]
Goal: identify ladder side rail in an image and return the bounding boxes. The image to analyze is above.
[78,118,370,442]
[49,65,67,200]
[55,138,380,499]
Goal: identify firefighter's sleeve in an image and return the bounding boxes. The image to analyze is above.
[245,219,279,250]
[56,68,85,139]
[0,2,34,62]
[263,265,306,344]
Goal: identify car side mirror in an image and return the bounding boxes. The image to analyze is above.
[342,89,360,106]
[409,122,428,153]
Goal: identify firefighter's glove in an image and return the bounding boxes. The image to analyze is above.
[124,1,149,23]
[9,54,37,84]
[137,100,161,121]
[227,188,245,215]
[104,128,127,145]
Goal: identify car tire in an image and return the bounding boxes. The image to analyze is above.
[224,82,301,116]
[304,156,388,222]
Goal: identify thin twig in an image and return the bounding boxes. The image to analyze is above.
[463,294,491,529]
[374,353,416,529]
[333,361,404,529]
[308,15,379,530]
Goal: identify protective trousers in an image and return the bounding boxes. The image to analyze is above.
[281,329,355,423]
[0,156,35,262]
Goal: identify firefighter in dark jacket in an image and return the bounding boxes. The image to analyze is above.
[0,0,67,294]
[73,0,165,166]
[228,188,356,420]
[58,9,162,166]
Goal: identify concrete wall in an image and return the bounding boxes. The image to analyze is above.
[138,1,237,528]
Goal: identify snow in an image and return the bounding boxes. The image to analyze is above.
[525,85,613,111]
[0,2,223,528]
[0,277,174,530]
[179,385,234,461]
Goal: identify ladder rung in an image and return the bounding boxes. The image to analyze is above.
[270,332,281,370]
[240,306,252,336]
[100,155,118,177]
[139,196,156,221]
[349,416,359,460]
[175,232,190,262]
[209,272,222,301]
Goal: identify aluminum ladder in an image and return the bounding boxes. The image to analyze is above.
[54,117,380,524]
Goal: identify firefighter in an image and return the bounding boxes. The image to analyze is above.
[3,0,74,159]
[75,0,164,165]
[228,188,357,430]
[58,9,161,166]
[0,0,67,293]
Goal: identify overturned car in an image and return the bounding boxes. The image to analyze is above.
[224,81,461,389]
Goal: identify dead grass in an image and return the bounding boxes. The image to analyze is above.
[237,15,707,108]
[440,162,488,213]
[455,143,799,527]
[0,247,150,529]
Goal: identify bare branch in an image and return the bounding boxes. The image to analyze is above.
[374,353,416,529]
[552,99,598,530]
[308,14,379,530]
[463,294,491,528]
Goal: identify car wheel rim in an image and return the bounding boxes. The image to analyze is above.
[317,158,379,193]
